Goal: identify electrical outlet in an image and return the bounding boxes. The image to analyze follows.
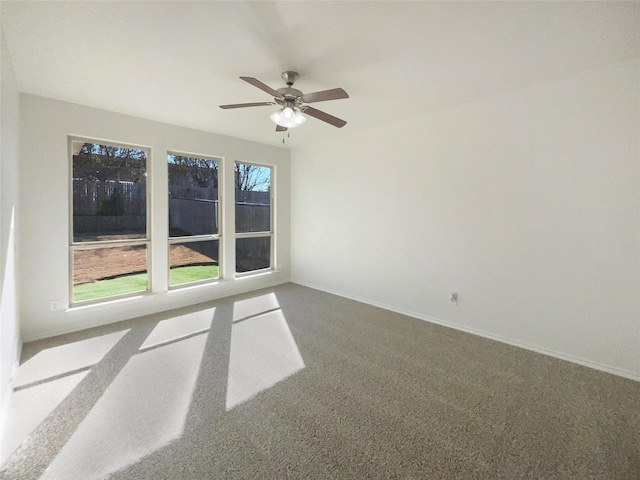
[50,300,61,311]
[449,293,458,305]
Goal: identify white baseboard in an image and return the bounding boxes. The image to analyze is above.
[291,280,640,382]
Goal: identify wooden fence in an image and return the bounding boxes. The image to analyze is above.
[73,179,146,216]
[74,179,270,236]
[169,198,219,236]
[169,200,269,235]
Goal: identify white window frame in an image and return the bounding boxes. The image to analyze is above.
[68,136,152,306]
[167,151,223,289]
[234,161,275,277]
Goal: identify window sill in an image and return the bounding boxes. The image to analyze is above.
[66,291,156,315]
[235,268,276,280]
[167,278,222,294]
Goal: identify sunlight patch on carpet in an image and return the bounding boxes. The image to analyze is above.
[40,332,208,480]
[227,295,304,410]
[0,371,89,464]
[139,308,214,350]
[14,330,129,388]
[232,292,280,322]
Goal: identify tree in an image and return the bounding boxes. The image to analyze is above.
[168,154,218,188]
[234,163,270,192]
[73,143,146,183]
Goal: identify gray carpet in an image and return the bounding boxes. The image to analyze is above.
[1,283,638,479]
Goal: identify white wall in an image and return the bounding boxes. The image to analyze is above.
[0,28,21,452]
[19,95,290,340]
[291,60,640,380]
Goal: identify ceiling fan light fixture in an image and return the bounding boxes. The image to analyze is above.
[270,107,306,128]
[282,107,294,119]
[221,73,348,131]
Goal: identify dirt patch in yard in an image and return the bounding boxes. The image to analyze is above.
[73,234,215,284]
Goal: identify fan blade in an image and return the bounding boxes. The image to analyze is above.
[219,102,275,109]
[300,88,349,104]
[240,77,283,99]
[303,106,347,128]
[275,125,288,132]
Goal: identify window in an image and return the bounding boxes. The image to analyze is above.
[70,139,149,304]
[235,162,273,274]
[168,153,220,286]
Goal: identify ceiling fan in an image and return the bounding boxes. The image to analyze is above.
[220,71,348,132]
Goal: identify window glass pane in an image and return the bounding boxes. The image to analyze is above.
[170,240,219,286]
[72,141,147,242]
[73,245,147,302]
[236,237,271,273]
[168,154,219,237]
[235,163,271,233]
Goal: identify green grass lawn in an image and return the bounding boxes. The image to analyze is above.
[74,265,219,302]
[73,272,148,302]
[170,264,219,286]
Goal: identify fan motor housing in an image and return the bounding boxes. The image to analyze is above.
[276,87,303,98]
[275,87,303,106]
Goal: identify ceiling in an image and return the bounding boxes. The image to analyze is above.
[2,1,638,149]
